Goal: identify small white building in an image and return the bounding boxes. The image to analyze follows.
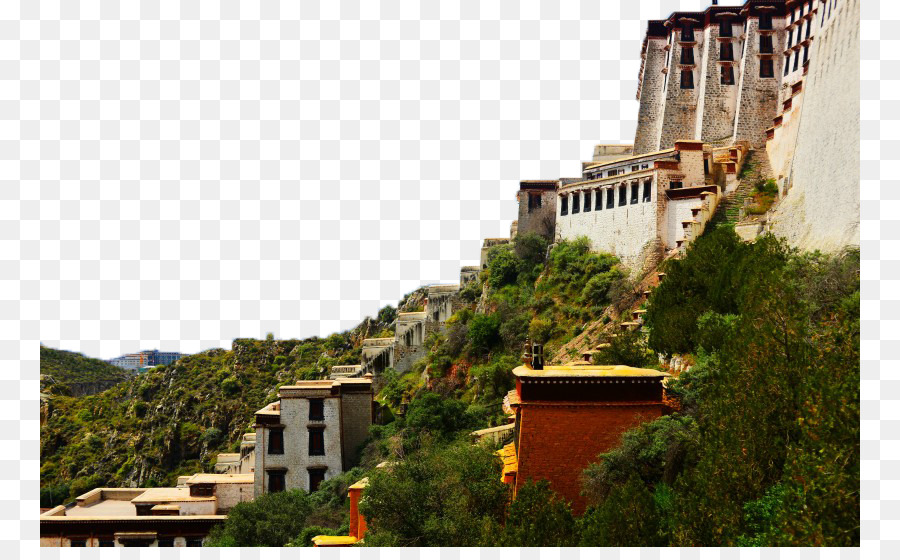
[253,378,373,497]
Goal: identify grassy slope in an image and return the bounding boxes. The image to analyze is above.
[40,346,133,397]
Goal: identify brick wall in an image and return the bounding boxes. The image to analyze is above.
[516,188,557,239]
[515,402,665,514]
[732,17,784,147]
[696,21,741,143]
[634,35,668,155]
[340,390,373,470]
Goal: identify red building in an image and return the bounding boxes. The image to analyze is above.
[500,361,670,514]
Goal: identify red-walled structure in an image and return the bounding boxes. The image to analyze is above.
[501,363,670,515]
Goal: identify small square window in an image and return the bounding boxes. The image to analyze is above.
[268,428,284,455]
[719,21,732,38]
[681,25,694,41]
[309,427,325,456]
[309,398,324,421]
[670,181,683,190]
[268,470,286,493]
[309,468,327,493]
[721,65,735,85]
[720,42,733,61]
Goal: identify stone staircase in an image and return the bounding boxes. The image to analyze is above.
[709,149,773,228]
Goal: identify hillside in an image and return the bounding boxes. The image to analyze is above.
[40,346,133,398]
[39,313,394,508]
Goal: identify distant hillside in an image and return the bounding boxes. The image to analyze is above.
[40,346,134,397]
[39,313,394,508]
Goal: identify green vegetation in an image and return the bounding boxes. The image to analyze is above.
[40,346,132,397]
[581,228,859,546]
[746,178,779,215]
[40,313,393,508]
[40,225,859,547]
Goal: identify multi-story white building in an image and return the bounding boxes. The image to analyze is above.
[253,379,373,497]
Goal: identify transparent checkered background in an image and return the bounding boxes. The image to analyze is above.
[5,0,873,556]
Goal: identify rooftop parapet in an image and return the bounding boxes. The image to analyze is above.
[427,284,460,294]
[397,311,427,321]
[362,338,393,348]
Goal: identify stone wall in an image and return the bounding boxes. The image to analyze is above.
[634,36,668,155]
[515,184,557,240]
[696,20,741,143]
[254,394,343,496]
[732,16,784,148]
[658,26,700,150]
[211,483,253,512]
[555,170,661,273]
[339,389,373,470]
[768,0,859,251]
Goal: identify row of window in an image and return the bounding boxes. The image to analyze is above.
[267,468,327,493]
[268,427,325,456]
[784,45,810,76]
[70,538,203,547]
[559,181,653,216]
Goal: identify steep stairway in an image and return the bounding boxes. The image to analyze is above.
[709,149,774,228]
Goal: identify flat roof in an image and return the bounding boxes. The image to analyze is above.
[312,535,359,546]
[186,473,254,485]
[62,499,138,518]
[132,487,215,503]
[513,364,669,378]
[583,148,677,171]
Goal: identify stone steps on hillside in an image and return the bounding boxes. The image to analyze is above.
[709,150,774,228]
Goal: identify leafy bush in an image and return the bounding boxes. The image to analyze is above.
[467,313,501,353]
[495,480,578,546]
[359,441,508,546]
[206,490,313,546]
[486,245,520,288]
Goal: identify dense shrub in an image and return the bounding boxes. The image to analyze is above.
[206,490,313,546]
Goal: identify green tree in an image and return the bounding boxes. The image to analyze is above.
[467,313,501,353]
[205,490,313,546]
[359,441,508,546]
[486,245,520,288]
[495,480,578,546]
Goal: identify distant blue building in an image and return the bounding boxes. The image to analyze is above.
[109,349,186,371]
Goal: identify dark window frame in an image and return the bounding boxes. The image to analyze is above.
[680,46,694,65]
[720,41,733,61]
[268,428,284,455]
[793,50,800,71]
[681,25,694,41]
[309,398,324,421]
[606,189,614,209]
[268,470,286,493]
[630,184,639,205]
[759,14,773,31]
[309,427,325,456]
[721,65,735,85]
[759,34,773,54]
[760,58,774,78]
[642,180,652,203]
[719,21,732,38]
[572,191,580,214]
[309,468,327,493]
[618,185,627,207]
[595,189,603,211]
[680,69,694,89]
[583,190,591,213]
[670,181,683,190]
[560,195,568,216]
